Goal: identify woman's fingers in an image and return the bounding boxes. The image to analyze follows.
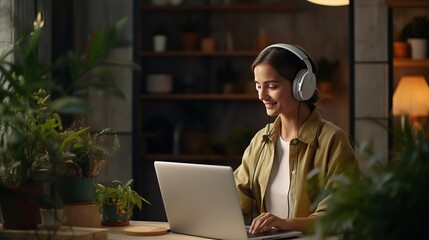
[249,212,277,234]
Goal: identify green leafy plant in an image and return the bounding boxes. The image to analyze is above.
[0,17,137,187]
[96,179,150,219]
[60,127,120,178]
[0,90,65,186]
[314,123,429,239]
[400,15,429,40]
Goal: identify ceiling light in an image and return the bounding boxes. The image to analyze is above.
[307,0,349,6]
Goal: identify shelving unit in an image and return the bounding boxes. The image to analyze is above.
[393,58,429,67]
[387,1,429,79]
[386,0,429,153]
[135,1,299,162]
[133,0,301,221]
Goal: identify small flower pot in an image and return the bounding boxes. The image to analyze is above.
[393,41,410,58]
[101,203,132,227]
[0,184,44,229]
[407,38,428,60]
[153,35,167,52]
[181,33,200,51]
[201,37,216,52]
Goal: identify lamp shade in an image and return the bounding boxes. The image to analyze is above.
[306,0,349,6]
[393,76,429,116]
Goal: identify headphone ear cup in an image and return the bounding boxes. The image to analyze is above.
[292,69,316,101]
[292,69,307,101]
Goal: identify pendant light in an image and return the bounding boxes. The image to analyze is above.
[307,0,349,6]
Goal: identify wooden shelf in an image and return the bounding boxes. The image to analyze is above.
[141,50,259,58]
[386,0,429,8]
[141,4,298,12]
[139,93,257,100]
[144,154,242,162]
[393,58,429,67]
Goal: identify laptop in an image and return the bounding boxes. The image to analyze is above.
[154,161,302,240]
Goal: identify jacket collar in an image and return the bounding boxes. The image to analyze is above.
[269,109,322,147]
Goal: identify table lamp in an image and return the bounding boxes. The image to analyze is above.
[393,75,429,130]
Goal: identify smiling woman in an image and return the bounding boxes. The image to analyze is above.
[234,43,359,234]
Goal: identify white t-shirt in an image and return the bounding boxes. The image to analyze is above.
[265,137,292,219]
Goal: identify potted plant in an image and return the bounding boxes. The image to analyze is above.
[54,126,120,204]
[96,179,151,227]
[0,17,137,229]
[393,29,410,58]
[54,127,120,228]
[180,16,201,51]
[0,75,67,229]
[314,123,429,239]
[400,15,429,59]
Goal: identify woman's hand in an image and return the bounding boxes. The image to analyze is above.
[249,212,287,234]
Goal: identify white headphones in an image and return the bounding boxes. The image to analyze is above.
[261,43,316,101]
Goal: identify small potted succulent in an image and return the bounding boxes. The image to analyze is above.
[95,179,151,226]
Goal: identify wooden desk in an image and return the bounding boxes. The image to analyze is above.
[1,221,334,239]
[106,221,330,240]
[106,221,209,240]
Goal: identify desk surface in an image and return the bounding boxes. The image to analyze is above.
[106,221,208,240]
[106,221,332,240]
[0,221,335,240]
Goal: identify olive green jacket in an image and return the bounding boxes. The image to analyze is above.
[234,109,359,219]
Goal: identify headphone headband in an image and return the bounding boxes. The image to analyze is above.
[260,43,316,101]
[261,43,313,74]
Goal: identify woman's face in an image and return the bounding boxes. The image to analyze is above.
[254,63,298,117]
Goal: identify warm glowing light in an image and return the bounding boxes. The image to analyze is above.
[307,0,349,6]
[393,76,429,117]
[33,11,44,29]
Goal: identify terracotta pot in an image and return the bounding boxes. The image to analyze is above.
[393,41,410,58]
[0,184,44,229]
[181,33,200,51]
[201,37,216,52]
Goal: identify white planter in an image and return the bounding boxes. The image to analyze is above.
[153,35,167,52]
[40,208,64,228]
[407,38,428,60]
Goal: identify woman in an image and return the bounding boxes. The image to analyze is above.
[234,43,359,234]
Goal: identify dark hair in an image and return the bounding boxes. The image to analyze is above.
[251,45,319,110]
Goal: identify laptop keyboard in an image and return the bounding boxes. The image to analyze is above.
[246,227,295,239]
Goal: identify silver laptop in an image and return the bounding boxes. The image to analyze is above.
[154,161,302,240]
